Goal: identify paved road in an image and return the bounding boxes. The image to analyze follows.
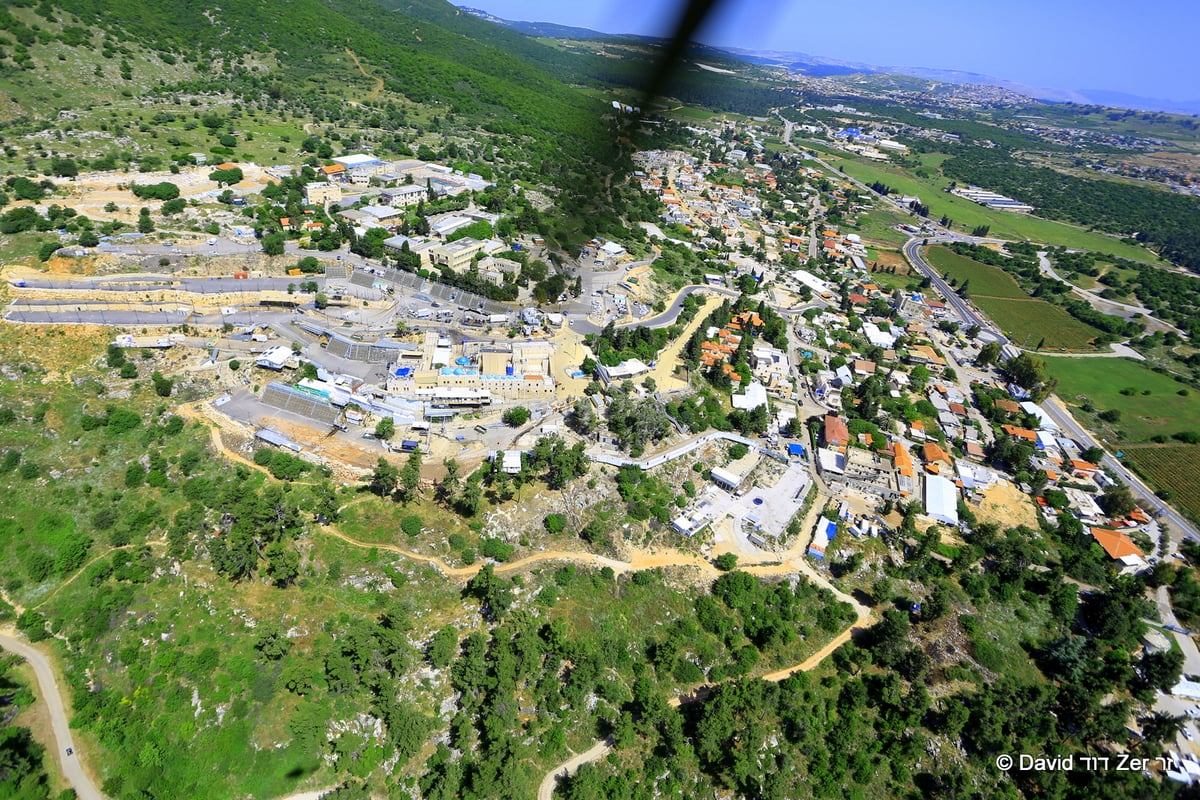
[902,237,1004,342]
[1039,397,1199,543]
[1155,588,1200,675]
[0,632,104,800]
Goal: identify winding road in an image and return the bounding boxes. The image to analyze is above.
[0,632,102,800]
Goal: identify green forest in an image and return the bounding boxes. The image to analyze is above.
[942,148,1200,271]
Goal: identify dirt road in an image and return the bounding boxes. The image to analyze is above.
[0,631,104,800]
[536,739,613,800]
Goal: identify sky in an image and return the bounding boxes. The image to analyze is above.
[465,0,1196,102]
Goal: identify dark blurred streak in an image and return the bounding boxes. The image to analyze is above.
[636,0,725,111]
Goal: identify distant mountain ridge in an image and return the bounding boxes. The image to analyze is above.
[458,6,1197,115]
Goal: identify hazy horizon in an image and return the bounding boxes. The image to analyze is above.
[464,0,1197,106]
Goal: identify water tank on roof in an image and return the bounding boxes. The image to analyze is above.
[506,364,514,376]
[455,356,470,365]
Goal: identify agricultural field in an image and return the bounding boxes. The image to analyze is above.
[837,158,1163,262]
[974,298,1103,351]
[1043,356,1200,443]
[924,246,1104,350]
[1121,444,1200,522]
[924,245,1026,298]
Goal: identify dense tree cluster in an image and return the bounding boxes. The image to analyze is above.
[944,147,1200,271]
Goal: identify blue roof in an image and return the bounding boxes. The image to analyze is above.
[787,443,805,456]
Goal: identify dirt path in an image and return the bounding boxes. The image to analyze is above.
[176,400,265,472]
[536,739,613,800]
[344,49,383,101]
[535,585,873,799]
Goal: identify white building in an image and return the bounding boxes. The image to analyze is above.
[732,381,769,411]
[597,358,649,384]
[924,474,959,525]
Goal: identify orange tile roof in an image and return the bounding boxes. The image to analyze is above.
[922,442,952,465]
[1090,528,1144,561]
[911,420,925,431]
[893,441,914,477]
[853,360,876,374]
[995,399,1020,414]
[321,164,346,174]
[823,414,850,447]
[1002,424,1037,442]
[1070,459,1099,472]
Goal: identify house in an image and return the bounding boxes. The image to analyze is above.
[501,450,523,474]
[597,358,649,384]
[853,359,877,377]
[922,442,953,469]
[1090,527,1147,572]
[907,344,947,368]
[1002,424,1038,443]
[994,398,1021,415]
[599,240,627,258]
[732,381,769,411]
[1069,459,1099,478]
[710,466,745,491]
[808,516,838,560]
[893,441,915,496]
[823,413,850,448]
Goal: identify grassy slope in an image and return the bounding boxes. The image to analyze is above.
[1044,356,1200,443]
[836,157,1164,263]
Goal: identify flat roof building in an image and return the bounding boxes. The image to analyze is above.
[924,474,959,526]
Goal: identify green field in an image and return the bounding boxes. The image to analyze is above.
[866,269,923,293]
[923,246,1103,350]
[1122,444,1200,522]
[1044,356,1200,443]
[975,298,1102,351]
[837,158,1163,263]
[924,246,1026,298]
[1047,352,1200,524]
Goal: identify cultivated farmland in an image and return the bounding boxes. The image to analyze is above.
[924,246,1103,350]
[1122,444,1200,522]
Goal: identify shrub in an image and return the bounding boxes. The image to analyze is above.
[714,553,739,571]
[479,538,515,562]
[401,515,422,537]
[502,407,530,427]
[543,514,568,534]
